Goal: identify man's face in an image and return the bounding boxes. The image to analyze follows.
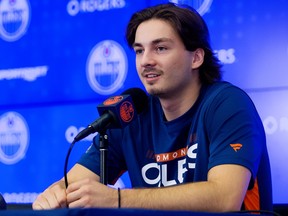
[133,19,197,98]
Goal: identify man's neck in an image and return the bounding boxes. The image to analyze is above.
[159,81,202,121]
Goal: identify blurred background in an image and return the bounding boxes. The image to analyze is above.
[0,0,287,206]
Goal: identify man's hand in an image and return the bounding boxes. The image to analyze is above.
[32,164,100,210]
[66,178,118,208]
[32,181,67,210]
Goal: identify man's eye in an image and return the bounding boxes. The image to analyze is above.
[134,49,143,55]
[156,47,167,52]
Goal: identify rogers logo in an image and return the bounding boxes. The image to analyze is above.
[120,101,134,123]
[66,0,126,16]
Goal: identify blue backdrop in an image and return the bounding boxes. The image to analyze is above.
[0,0,287,204]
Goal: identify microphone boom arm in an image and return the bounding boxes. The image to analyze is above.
[74,111,115,142]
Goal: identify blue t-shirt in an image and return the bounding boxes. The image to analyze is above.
[78,81,272,211]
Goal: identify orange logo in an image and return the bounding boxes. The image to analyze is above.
[155,147,188,162]
[230,143,243,152]
[120,101,134,122]
[103,96,123,106]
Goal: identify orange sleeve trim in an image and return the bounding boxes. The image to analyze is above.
[243,178,260,210]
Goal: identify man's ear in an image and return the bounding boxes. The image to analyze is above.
[192,48,205,69]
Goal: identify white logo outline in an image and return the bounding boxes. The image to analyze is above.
[169,0,213,15]
[86,40,128,95]
[0,0,31,42]
[0,111,30,165]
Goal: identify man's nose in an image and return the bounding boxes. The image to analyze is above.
[140,50,156,67]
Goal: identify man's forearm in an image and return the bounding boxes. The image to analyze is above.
[120,182,229,212]
[120,165,250,212]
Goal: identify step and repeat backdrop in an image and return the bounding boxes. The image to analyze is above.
[0,0,287,204]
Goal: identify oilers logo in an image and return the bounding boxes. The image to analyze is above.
[0,112,29,165]
[169,0,213,15]
[0,0,31,42]
[86,40,128,95]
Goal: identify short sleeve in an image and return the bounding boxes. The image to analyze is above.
[206,86,265,179]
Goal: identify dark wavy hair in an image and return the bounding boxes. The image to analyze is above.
[125,3,222,84]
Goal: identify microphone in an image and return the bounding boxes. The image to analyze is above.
[0,193,6,210]
[74,88,148,142]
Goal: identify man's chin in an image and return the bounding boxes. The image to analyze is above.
[147,88,166,98]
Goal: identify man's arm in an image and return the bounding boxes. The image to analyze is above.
[121,164,251,212]
[34,163,251,212]
[32,164,99,210]
[64,163,251,211]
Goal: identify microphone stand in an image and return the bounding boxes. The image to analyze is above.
[99,131,108,185]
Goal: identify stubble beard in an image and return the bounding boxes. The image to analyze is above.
[146,85,171,99]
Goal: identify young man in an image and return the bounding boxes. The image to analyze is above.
[33,3,272,212]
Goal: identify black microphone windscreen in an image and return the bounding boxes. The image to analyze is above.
[121,87,148,114]
[74,88,149,141]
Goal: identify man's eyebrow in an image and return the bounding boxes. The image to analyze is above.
[132,42,142,48]
[132,37,173,48]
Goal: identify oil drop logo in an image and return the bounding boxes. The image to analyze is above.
[0,112,29,164]
[0,0,31,42]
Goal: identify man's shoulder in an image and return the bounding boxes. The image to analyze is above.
[204,81,248,101]
[206,81,234,92]
[200,81,254,116]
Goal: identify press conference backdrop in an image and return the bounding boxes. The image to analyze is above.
[0,0,287,205]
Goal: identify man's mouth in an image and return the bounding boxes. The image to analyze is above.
[146,74,160,78]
